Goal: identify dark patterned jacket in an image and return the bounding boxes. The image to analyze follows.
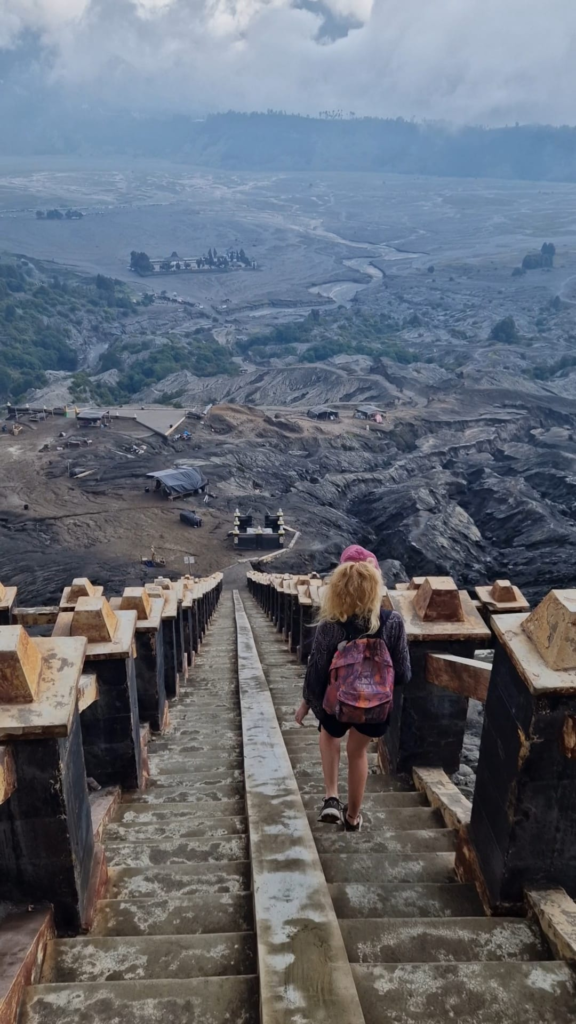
[303,611,411,716]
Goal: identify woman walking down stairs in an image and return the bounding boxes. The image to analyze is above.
[16,589,576,1024]
[242,594,576,1024]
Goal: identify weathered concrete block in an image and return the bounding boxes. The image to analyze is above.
[469,590,576,909]
[522,589,576,670]
[120,588,152,621]
[386,581,490,774]
[414,577,465,623]
[0,637,95,933]
[70,597,117,644]
[54,608,141,791]
[0,583,17,627]
[0,627,42,704]
[60,578,105,612]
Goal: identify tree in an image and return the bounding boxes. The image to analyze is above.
[541,242,556,267]
[130,251,153,274]
[35,210,45,220]
[490,316,519,344]
[46,209,64,220]
[96,274,115,292]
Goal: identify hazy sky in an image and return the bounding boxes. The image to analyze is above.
[2,0,575,124]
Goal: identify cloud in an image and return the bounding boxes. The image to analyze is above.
[1,0,576,125]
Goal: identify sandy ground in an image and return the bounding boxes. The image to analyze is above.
[0,416,234,600]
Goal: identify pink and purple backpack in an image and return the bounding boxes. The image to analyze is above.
[323,625,395,724]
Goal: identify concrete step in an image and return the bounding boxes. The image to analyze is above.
[352,962,576,1024]
[168,715,241,729]
[163,729,243,743]
[163,720,242,734]
[298,775,419,797]
[41,933,257,982]
[107,862,251,899]
[92,893,254,935]
[301,792,426,811]
[280,720,317,734]
[146,753,244,771]
[321,852,456,884]
[123,782,244,804]
[21,978,259,1024]
[291,770,399,782]
[114,801,246,822]
[149,741,243,757]
[171,691,238,700]
[281,735,320,747]
[167,700,236,708]
[340,918,551,964]
[290,753,379,768]
[105,836,249,867]
[283,730,321,746]
[172,694,239,703]
[313,829,456,855]
[147,762,244,780]
[170,706,240,716]
[308,807,444,833]
[104,815,247,843]
[329,883,484,919]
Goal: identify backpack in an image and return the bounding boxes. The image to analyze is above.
[322,612,395,724]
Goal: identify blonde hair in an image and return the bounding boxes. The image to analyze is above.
[320,561,383,634]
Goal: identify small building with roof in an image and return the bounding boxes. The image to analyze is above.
[147,468,208,500]
[355,405,384,422]
[307,406,339,422]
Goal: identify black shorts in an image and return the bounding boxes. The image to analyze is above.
[315,708,389,739]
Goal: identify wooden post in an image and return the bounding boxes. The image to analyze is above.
[298,602,315,665]
[467,590,576,910]
[385,577,491,775]
[155,577,185,686]
[170,579,187,677]
[53,597,142,791]
[475,579,530,638]
[0,583,17,627]
[276,582,286,634]
[0,626,97,934]
[110,589,166,734]
[147,585,178,701]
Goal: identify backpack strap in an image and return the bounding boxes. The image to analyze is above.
[342,609,392,644]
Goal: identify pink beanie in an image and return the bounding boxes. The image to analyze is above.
[340,545,378,567]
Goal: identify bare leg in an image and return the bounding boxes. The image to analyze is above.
[319,728,341,799]
[346,729,372,824]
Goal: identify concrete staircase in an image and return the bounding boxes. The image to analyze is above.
[242,598,576,1024]
[15,589,576,1024]
[21,592,259,1024]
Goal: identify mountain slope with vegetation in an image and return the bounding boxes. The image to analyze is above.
[0,259,236,404]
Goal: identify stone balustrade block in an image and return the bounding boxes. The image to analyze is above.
[0,627,42,704]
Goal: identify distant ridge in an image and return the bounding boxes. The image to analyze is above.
[3,107,576,183]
